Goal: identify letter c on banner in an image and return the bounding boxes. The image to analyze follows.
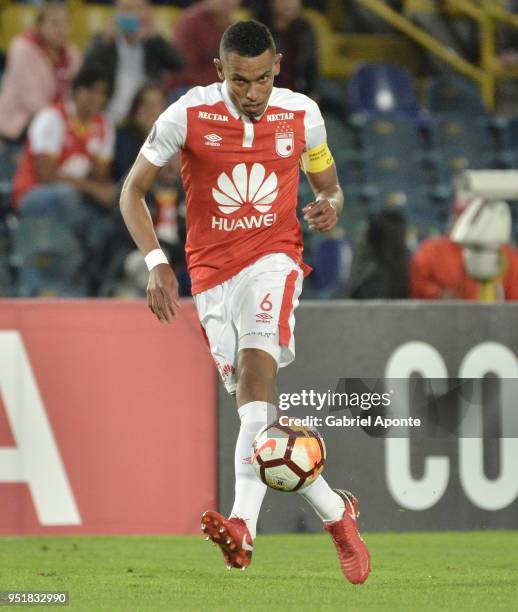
[384,342,450,510]
[458,342,518,511]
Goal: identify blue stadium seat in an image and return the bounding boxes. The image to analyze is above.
[12,218,87,297]
[336,184,373,238]
[425,75,487,115]
[431,115,496,156]
[502,116,518,154]
[0,222,12,296]
[433,151,506,185]
[323,112,358,165]
[0,143,21,214]
[346,63,421,118]
[425,76,511,155]
[363,152,431,189]
[369,186,446,239]
[336,155,366,187]
[356,115,423,155]
[430,116,500,184]
[310,238,352,298]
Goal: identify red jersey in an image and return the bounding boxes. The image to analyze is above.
[13,101,114,207]
[140,82,328,294]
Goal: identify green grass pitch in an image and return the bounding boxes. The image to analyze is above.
[1,531,516,611]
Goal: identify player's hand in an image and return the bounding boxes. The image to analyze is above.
[147,264,181,324]
[302,199,339,233]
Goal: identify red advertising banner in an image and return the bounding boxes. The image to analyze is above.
[0,300,217,535]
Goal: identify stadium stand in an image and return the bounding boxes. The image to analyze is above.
[12,218,87,297]
[346,63,421,117]
[0,145,19,215]
[425,74,487,114]
[310,236,352,298]
[0,0,516,298]
[0,215,12,296]
[0,4,36,52]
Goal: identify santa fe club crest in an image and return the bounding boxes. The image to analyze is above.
[275,121,294,158]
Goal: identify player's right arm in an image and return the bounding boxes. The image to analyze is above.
[120,154,181,324]
[121,93,188,323]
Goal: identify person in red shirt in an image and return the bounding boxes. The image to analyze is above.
[120,20,370,584]
[410,236,518,301]
[166,0,241,94]
[14,67,117,253]
[0,1,81,142]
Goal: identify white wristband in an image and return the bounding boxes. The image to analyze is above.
[144,248,168,271]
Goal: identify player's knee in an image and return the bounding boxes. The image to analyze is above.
[238,348,277,378]
[237,348,277,393]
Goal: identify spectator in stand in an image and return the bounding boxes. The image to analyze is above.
[0,1,81,143]
[114,83,166,182]
[103,84,186,296]
[250,0,319,97]
[345,209,409,299]
[83,0,184,124]
[410,199,518,301]
[410,238,518,301]
[13,67,117,275]
[166,0,241,93]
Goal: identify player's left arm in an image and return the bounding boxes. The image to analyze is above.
[303,163,344,233]
[300,99,343,233]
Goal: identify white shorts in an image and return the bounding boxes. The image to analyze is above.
[194,253,304,394]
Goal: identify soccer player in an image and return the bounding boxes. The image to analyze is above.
[120,20,370,584]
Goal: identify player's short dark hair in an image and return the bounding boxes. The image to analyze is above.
[220,20,276,58]
[72,66,109,92]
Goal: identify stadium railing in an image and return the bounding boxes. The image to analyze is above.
[357,0,518,111]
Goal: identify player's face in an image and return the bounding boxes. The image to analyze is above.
[216,49,281,118]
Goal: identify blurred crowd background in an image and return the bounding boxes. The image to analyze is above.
[0,0,517,300]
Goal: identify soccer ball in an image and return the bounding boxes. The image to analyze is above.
[251,421,326,492]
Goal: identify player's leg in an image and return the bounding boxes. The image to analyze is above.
[235,257,347,521]
[201,348,278,569]
[323,489,371,584]
[228,255,304,541]
[196,281,273,569]
[297,476,345,522]
[201,256,300,566]
[228,347,277,538]
[234,254,370,583]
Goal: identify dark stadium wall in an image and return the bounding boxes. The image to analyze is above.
[217,303,518,533]
[0,301,217,535]
[1,300,517,535]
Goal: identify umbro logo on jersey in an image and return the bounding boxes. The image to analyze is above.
[204,133,222,147]
[212,163,278,214]
[198,111,229,122]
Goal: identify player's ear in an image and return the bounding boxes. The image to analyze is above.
[214,58,225,81]
[273,53,282,77]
